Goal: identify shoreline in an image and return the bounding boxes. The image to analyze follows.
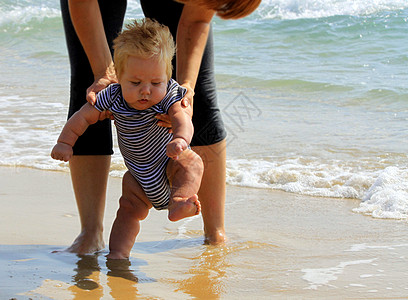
[1,166,408,299]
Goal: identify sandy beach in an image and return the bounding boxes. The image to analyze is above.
[1,166,408,299]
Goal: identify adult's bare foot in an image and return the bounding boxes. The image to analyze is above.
[204,230,227,245]
[54,231,105,254]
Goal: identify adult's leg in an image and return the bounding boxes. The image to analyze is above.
[187,27,227,245]
[108,172,151,259]
[65,155,110,253]
[193,140,227,244]
[60,0,126,253]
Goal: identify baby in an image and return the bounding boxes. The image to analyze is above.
[51,18,203,259]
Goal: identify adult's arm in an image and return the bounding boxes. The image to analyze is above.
[68,0,117,104]
[176,3,215,108]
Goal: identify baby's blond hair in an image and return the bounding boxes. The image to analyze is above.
[113,18,175,79]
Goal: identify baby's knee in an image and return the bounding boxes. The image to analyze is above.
[183,149,204,174]
[191,151,204,175]
[118,196,149,221]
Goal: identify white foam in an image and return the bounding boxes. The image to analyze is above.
[0,3,60,28]
[302,259,376,290]
[353,167,408,219]
[346,243,408,252]
[226,158,408,220]
[226,157,373,198]
[257,0,408,20]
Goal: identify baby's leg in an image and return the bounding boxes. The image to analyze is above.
[107,171,152,259]
[166,149,204,222]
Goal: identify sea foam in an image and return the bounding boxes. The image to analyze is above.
[226,158,408,220]
[226,157,372,198]
[257,0,408,20]
[0,3,60,28]
[353,166,408,219]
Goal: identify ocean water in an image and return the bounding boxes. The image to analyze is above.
[1,0,407,220]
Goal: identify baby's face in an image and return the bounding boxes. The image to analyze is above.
[119,55,168,110]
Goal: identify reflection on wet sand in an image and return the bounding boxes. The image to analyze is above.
[25,252,147,299]
[175,246,230,299]
[72,254,101,291]
[170,240,279,299]
[106,258,140,299]
[5,239,277,299]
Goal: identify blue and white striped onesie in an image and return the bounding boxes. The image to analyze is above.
[95,79,187,210]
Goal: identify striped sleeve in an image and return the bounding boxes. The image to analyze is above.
[94,84,121,112]
[160,79,187,113]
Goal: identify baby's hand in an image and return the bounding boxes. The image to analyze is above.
[166,138,188,160]
[51,143,73,162]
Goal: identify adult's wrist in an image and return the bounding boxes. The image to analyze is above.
[94,62,116,82]
[181,81,195,93]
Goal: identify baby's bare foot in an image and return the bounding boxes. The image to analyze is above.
[168,194,201,222]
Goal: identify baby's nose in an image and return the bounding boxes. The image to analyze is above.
[140,84,151,95]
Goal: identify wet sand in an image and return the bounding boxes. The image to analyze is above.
[1,166,408,299]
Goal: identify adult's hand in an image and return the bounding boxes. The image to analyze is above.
[86,74,117,105]
[156,83,194,131]
[155,114,172,131]
[86,68,117,120]
[180,83,195,109]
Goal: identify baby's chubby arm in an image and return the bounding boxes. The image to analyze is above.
[51,103,104,162]
[166,101,193,160]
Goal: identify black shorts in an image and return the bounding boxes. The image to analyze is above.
[61,0,126,155]
[61,0,226,155]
